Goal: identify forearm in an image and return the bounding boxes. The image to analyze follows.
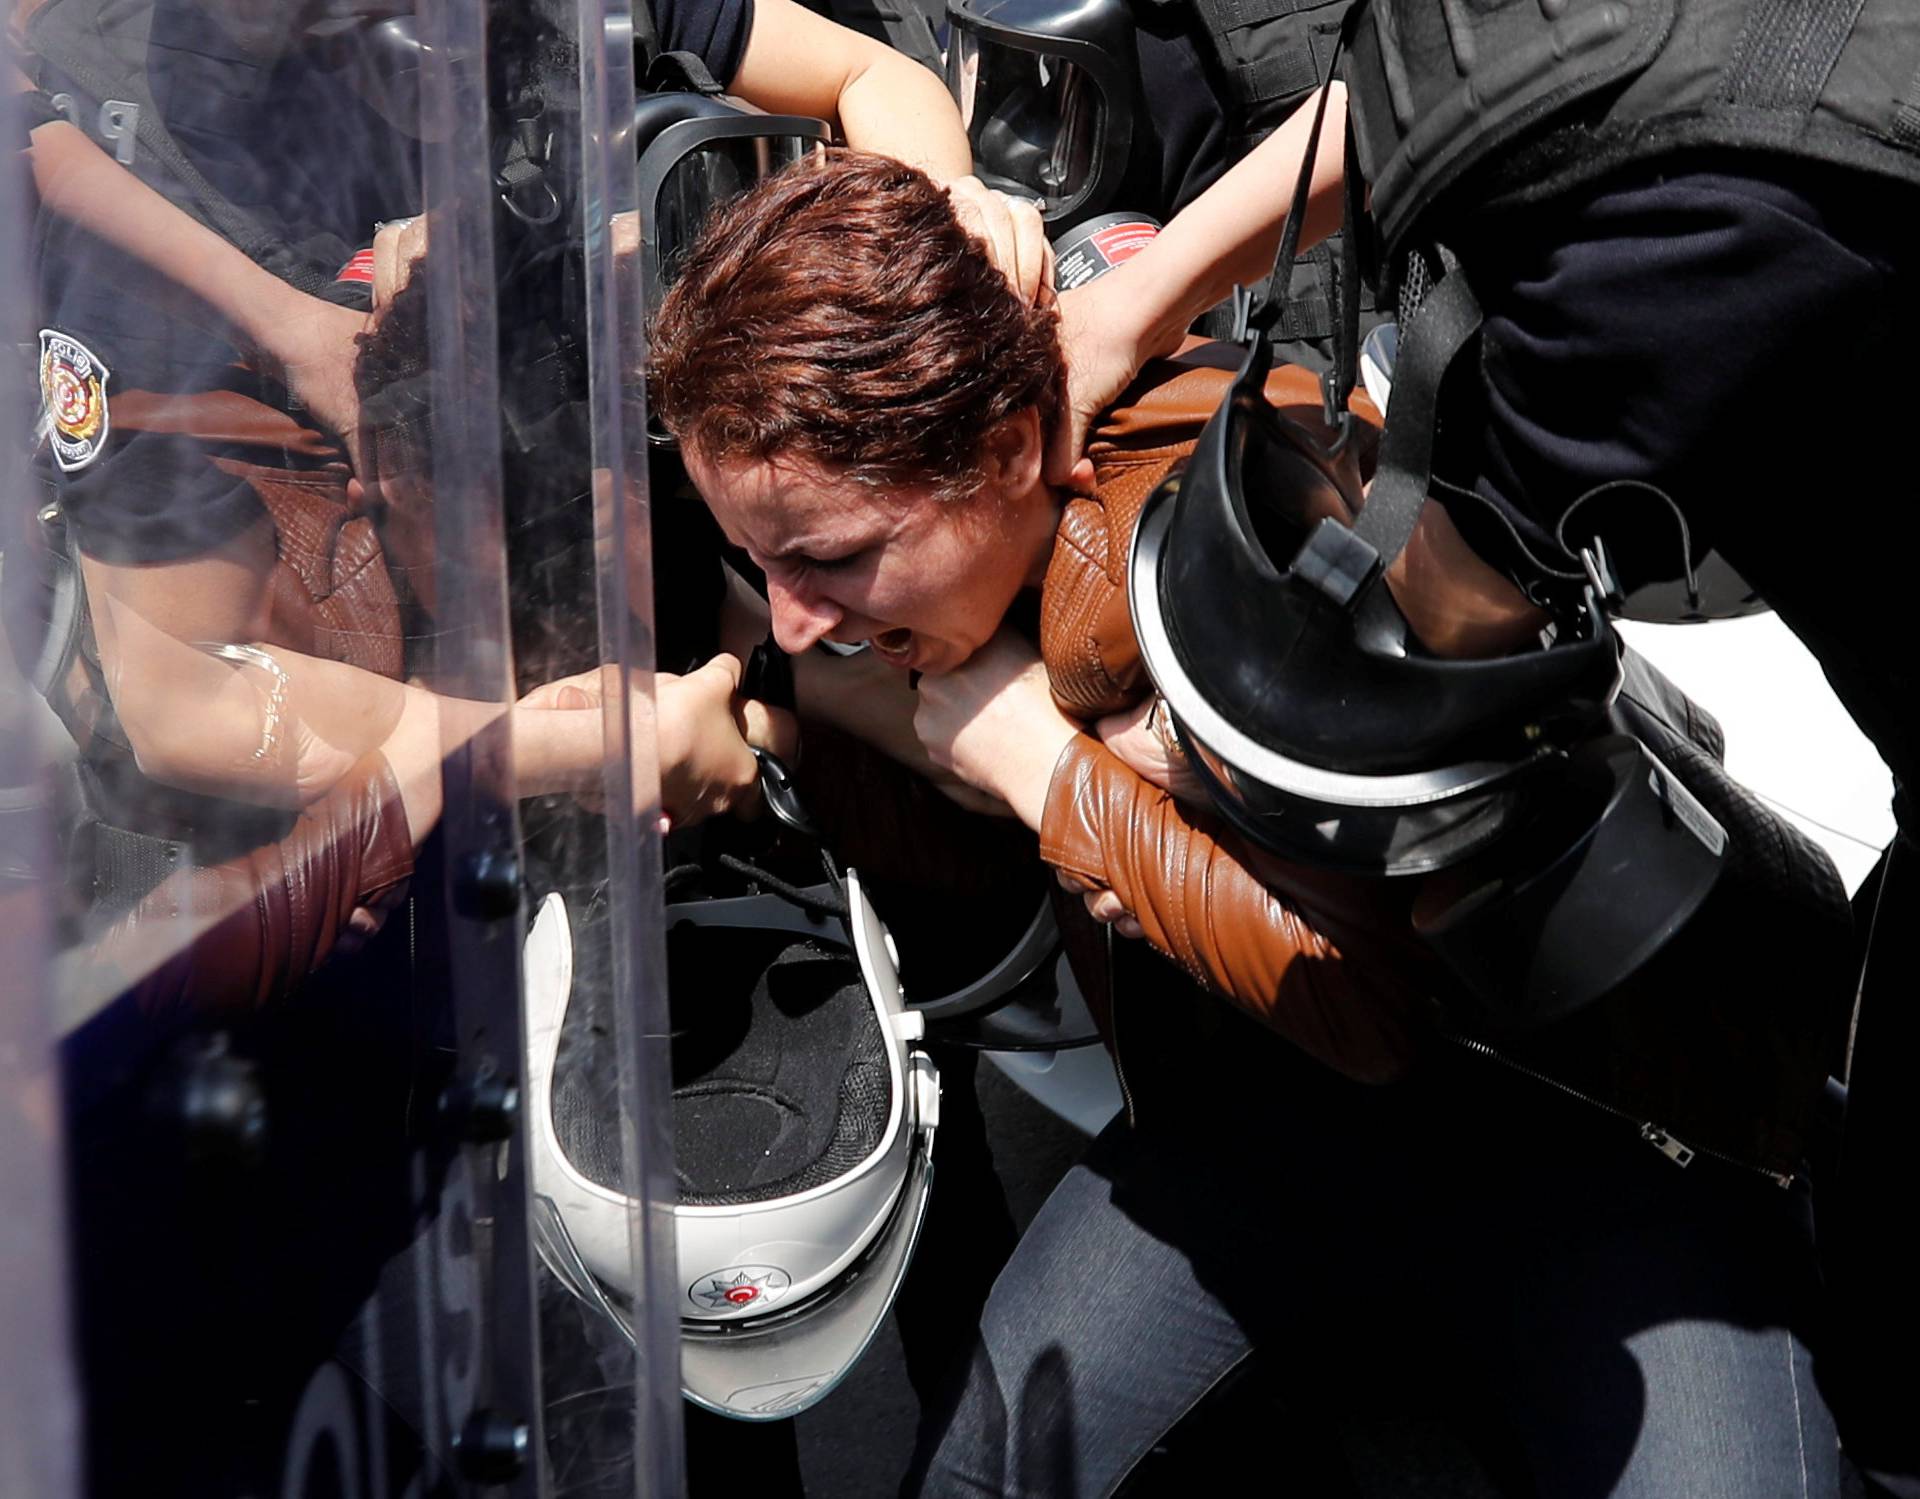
[793,646,925,767]
[27,119,333,358]
[833,54,973,182]
[1073,85,1351,367]
[730,0,972,181]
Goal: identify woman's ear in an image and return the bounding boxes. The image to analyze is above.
[980,406,1045,499]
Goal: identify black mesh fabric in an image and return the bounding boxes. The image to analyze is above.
[549,920,894,1207]
[551,1034,630,1194]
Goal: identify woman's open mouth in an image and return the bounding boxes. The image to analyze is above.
[869,629,916,669]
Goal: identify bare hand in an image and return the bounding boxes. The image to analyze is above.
[1055,868,1144,940]
[1045,276,1147,491]
[371,216,429,310]
[1094,694,1202,803]
[946,176,1055,309]
[912,628,1077,831]
[657,654,789,831]
[524,656,798,832]
[271,296,371,457]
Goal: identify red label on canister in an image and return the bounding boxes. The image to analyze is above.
[1087,221,1158,266]
[1052,212,1163,292]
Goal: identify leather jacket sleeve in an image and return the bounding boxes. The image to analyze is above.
[94,753,415,1020]
[1035,349,1427,1081]
[1039,734,1422,1082]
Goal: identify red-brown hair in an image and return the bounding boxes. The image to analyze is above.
[647,149,1064,505]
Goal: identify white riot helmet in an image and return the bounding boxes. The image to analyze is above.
[524,861,939,1421]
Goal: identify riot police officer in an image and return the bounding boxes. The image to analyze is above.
[1049,4,1920,1489]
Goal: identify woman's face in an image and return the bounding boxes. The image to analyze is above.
[685,438,1055,676]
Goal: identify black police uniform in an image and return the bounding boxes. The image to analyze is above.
[1117,12,1233,220]
[1337,2,1920,1486]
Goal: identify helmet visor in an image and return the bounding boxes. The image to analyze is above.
[949,28,1105,218]
[679,1133,934,1419]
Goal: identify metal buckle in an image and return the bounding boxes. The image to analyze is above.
[1292,516,1381,608]
[754,749,822,841]
[1580,541,1625,614]
[1318,367,1353,456]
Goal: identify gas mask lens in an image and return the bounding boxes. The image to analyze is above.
[654,135,822,293]
[950,34,1103,213]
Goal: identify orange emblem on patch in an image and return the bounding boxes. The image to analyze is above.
[39,329,111,472]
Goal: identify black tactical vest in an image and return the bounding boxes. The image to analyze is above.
[25,0,416,300]
[1345,0,1920,262]
[1170,0,1376,346]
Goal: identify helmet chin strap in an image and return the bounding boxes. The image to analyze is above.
[1291,268,1485,613]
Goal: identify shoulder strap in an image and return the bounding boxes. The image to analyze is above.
[642,48,724,95]
[26,0,331,293]
[1237,7,1363,427]
[1289,267,1480,607]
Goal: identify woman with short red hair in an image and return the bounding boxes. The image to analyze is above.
[651,149,1849,1498]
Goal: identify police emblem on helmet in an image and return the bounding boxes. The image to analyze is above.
[39,329,111,474]
[691,1266,792,1311]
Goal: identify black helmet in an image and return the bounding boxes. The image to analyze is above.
[946,0,1135,227]
[1127,306,1728,1025]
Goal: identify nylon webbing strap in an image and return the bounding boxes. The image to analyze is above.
[1256,30,1343,328]
[1242,2,1366,417]
[1239,52,1323,106]
[1331,111,1365,415]
[643,49,724,95]
[1893,58,1920,148]
[1722,0,1866,112]
[1267,243,1334,339]
[1293,269,1481,607]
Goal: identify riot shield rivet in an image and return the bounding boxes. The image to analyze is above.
[454,1410,530,1482]
[456,849,523,920]
[153,1031,269,1168]
[439,1074,522,1143]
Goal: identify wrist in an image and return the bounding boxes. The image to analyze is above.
[1078,265,1181,368]
[991,714,1080,833]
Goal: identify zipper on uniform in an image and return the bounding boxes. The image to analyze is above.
[1444,1032,1795,1190]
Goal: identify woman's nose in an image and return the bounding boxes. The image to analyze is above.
[766,575,843,655]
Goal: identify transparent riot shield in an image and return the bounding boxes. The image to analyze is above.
[9,0,679,1489]
[0,80,83,1499]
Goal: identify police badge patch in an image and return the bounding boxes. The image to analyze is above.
[39,329,111,473]
[689,1265,792,1312]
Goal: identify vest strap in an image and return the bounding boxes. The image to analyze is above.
[1723,0,1867,113]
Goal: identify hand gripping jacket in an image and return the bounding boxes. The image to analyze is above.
[1039,345,1429,1085]
[1342,0,1920,263]
[1036,345,1853,1176]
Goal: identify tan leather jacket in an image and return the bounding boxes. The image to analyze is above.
[1037,347,1431,1085]
[1033,348,1848,1175]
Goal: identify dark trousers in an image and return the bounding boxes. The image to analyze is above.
[909,1044,1835,1498]
[1443,150,1920,1492]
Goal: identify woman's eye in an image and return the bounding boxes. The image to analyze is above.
[803,550,860,574]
